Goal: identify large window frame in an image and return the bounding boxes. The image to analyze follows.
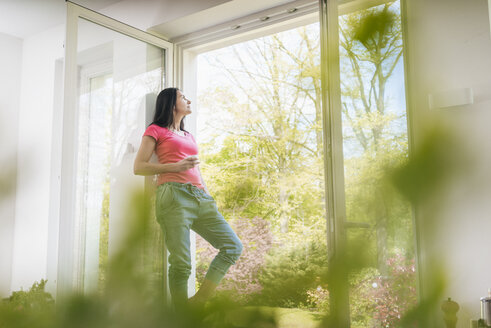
[167,0,419,325]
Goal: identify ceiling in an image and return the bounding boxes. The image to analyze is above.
[0,0,298,40]
[0,0,122,39]
[149,0,299,40]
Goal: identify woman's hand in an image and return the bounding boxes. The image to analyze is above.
[175,155,200,172]
[134,137,200,176]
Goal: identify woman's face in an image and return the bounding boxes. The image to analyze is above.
[174,90,191,117]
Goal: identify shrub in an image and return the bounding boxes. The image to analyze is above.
[253,238,328,308]
[350,253,417,328]
[2,279,54,312]
[306,285,330,312]
[371,254,417,327]
[0,280,55,328]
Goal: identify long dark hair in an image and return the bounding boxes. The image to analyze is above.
[150,87,187,132]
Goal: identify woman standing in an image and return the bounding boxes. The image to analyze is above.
[133,88,242,308]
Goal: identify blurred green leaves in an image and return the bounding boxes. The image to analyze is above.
[390,125,469,207]
[352,5,397,48]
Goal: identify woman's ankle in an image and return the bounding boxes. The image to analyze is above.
[192,278,218,301]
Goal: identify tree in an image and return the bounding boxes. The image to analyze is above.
[199,24,324,234]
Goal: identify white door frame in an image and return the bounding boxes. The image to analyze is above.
[56,1,174,298]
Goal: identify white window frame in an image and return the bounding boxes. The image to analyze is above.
[320,1,418,326]
[75,60,112,293]
[56,1,174,298]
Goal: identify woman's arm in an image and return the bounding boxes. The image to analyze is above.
[133,136,199,176]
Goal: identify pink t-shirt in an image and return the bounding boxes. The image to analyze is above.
[143,124,204,189]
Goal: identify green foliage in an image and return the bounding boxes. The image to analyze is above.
[0,280,55,328]
[200,133,325,234]
[352,5,398,49]
[1,280,54,312]
[390,125,469,207]
[253,238,328,308]
[348,254,417,328]
[348,267,380,327]
[200,135,272,221]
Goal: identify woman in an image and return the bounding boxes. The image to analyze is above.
[134,87,243,308]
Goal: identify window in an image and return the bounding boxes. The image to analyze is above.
[58,3,173,297]
[337,1,416,326]
[178,0,416,325]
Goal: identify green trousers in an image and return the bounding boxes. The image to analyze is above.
[155,182,243,307]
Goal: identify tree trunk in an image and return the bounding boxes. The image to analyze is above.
[279,179,289,233]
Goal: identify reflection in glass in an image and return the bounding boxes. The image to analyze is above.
[74,18,165,294]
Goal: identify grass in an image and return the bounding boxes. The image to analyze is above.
[274,308,324,328]
[247,307,324,328]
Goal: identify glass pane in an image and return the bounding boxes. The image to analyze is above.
[74,17,165,294]
[196,19,328,325]
[337,1,416,326]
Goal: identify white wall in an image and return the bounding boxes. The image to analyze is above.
[0,32,22,297]
[405,0,491,326]
[11,25,65,293]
